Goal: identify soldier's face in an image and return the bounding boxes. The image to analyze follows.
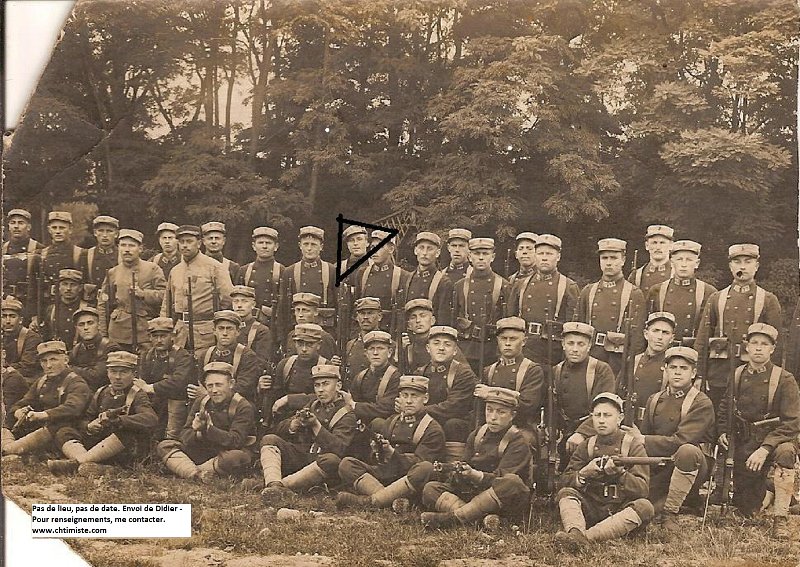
[7,217,30,239]
[1,310,21,332]
[48,221,71,243]
[60,280,82,302]
[644,320,674,353]
[599,252,624,278]
[108,366,135,391]
[447,240,468,264]
[414,242,440,268]
[94,226,118,248]
[295,339,321,359]
[427,336,456,363]
[356,309,381,331]
[497,331,526,358]
[252,236,278,260]
[398,389,428,415]
[314,377,340,404]
[745,335,775,365]
[214,321,239,348]
[515,241,536,269]
[232,296,256,318]
[150,331,173,352]
[118,239,142,264]
[40,352,68,376]
[591,402,622,436]
[407,309,434,335]
[159,232,177,255]
[178,236,201,260]
[562,334,591,363]
[729,256,758,282]
[469,249,495,271]
[485,402,515,432]
[535,246,560,273]
[366,342,391,368]
[299,237,322,260]
[645,236,671,262]
[346,234,367,257]
[204,373,234,404]
[203,232,225,253]
[293,304,317,324]
[370,240,393,264]
[76,315,99,341]
[665,358,696,390]
[670,251,699,279]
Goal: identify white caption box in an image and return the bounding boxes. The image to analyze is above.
[31,503,192,539]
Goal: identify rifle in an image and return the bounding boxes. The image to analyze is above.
[631,249,639,279]
[618,310,635,426]
[256,334,281,437]
[130,272,139,351]
[185,276,196,355]
[472,298,489,429]
[52,281,61,341]
[433,460,469,484]
[720,327,739,515]
[356,419,388,463]
[504,247,512,279]
[211,273,220,313]
[11,405,33,434]
[543,320,559,498]
[702,445,719,527]
[391,297,409,374]
[598,455,673,468]
[337,285,352,380]
[105,276,114,331]
[100,404,129,422]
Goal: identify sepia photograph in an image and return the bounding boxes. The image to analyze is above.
[2,0,799,565]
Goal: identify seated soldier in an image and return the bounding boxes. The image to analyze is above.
[416,386,531,529]
[717,323,799,540]
[157,362,256,482]
[40,269,87,349]
[399,299,468,370]
[133,317,196,440]
[47,351,158,476]
[618,312,676,426]
[416,326,477,446]
[268,323,330,418]
[343,297,384,382]
[554,322,616,466]
[231,285,274,365]
[284,293,338,359]
[2,296,42,380]
[627,346,714,533]
[70,307,120,391]
[253,364,356,503]
[1,341,92,463]
[554,392,654,552]
[337,375,446,511]
[476,317,544,437]
[193,310,261,403]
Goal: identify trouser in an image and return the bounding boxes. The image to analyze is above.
[164,400,188,441]
[648,444,708,514]
[259,434,341,484]
[422,474,529,519]
[338,455,422,488]
[557,487,654,539]
[157,439,253,478]
[54,426,150,466]
[2,423,70,455]
[733,439,798,517]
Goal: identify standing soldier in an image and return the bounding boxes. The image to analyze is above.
[2,296,42,381]
[342,297,384,382]
[443,229,472,283]
[160,225,234,351]
[400,298,468,370]
[283,293,338,359]
[236,227,284,327]
[620,312,676,426]
[509,234,579,364]
[576,238,646,373]
[150,222,181,279]
[554,323,616,465]
[201,222,240,283]
[3,209,42,322]
[554,392,654,552]
[278,226,337,340]
[83,215,119,305]
[695,244,782,410]
[41,269,87,349]
[98,229,166,353]
[133,317,196,441]
[717,324,799,539]
[418,387,531,529]
[339,225,369,278]
[47,351,158,476]
[231,285,273,365]
[629,225,674,290]
[404,232,454,326]
[631,346,715,533]
[507,232,537,286]
[647,240,716,344]
[1,341,92,461]
[157,362,256,482]
[69,307,120,391]
[38,211,85,316]
[355,230,410,332]
[453,238,511,373]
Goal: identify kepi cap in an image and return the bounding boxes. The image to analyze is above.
[405,298,433,313]
[646,311,676,328]
[252,226,279,241]
[106,351,138,368]
[415,231,441,247]
[428,326,458,341]
[147,317,174,334]
[48,211,72,224]
[447,229,472,242]
[535,234,562,250]
[645,225,674,240]
[354,297,382,312]
[118,229,143,243]
[363,330,392,346]
[213,310,241,327]
[399,375,429,393]
[728,243,759,259]
[597,238,626,253]
[203,361,234,377]
[562,322,594,339]
[343,225,367,240]
[746,323,778,343]
[293,323,323,342]
[176,225,202,238]
[495,316,526,335]
[7,209,31,221]
[1,297,24,312]
[664,346,699,365]
[468,238,495,251]
[292,293,321,307]
[312,364,341,380]
[93,215,119,228]
[231,285,256,299]
[73,306,100,320]
[515,232,538,244]
[591,392,624,412]
[59,269,83,282]
[156,222,179,235]
[201,221,226,234]
[479,386,520,408]
[299,226,324,241]
[671,240,701,256]
[37,341,67,357]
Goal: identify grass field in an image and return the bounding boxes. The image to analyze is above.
[2,461,799,567]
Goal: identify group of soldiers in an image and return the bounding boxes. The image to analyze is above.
[2,208,799,549]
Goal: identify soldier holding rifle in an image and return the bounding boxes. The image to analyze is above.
[404,232,454,326]
[2,209,42,323]
[230,285,274,365]
[237,227,284,327]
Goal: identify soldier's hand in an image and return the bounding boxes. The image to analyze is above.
[566,432,586,453]
[717,433,729,451]
[474,383,490,398]
[187,383,207,400]
[87,420,104,435]
[13,407,30,422]
[329,355,342,367]
[621,424,644,444]
[27,411,47,423]
[341,390,354,408]
[258,374,273,391]
[394,397,401,414]
[29,317,40,331]
[191,412,205,431]
[745,447,770,472]
[401,334,411,348]
[602,456,625,476]
[272,396,288,414]
[133,378,154,394]
[288,416,303,433]
[458,463,482,483]
[261,305,273,318]
[380,438,395,458]
[579,457,604,479]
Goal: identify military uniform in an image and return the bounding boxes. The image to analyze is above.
[787,302,800,382]
[196,341,261,404]
[237,257,284,327]
[40,212,85,309]
[623,350,666,426]
[628,225,675,291]
[482,356,543,432]
[202,222,240,283]
[239,318,274,365]
[42,269,87,349]
[349,362,401,424]
[443,229,473,283]
[151,221,181,280]
[404,232,454,326]
[70,330,121,392]
[3,210,42,320]
[418,346,477,441]
[647,277,716,342]
[355,259,410,333]
[2,307,42,380]
[273,337,330,411]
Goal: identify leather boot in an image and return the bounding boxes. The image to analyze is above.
[434,491,466,512]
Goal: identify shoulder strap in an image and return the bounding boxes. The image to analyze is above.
[386,414,400,436]
[293,263,302,295]
[353,368,368,391]
[429,270,444,301]
[320,261,331,305]
[586,357,598,403]
[99,337,110,353]
[390,266,401,302]
[377,365,397,398]
[694,281,705,320]
[717,286,731,336]
[447,360,459,389]
[620,432,633,457]
[767,365,782,413]
[328,405,350,429]
[498,425,519,456]
[199,395,211,414]
[516,358,533,391]
[491,274,503,307]
[634,353,644,372]
[554,274,568,319]
[26,240,37,275]
[272,261,281,286]
[462,276,471,317]
[646,390,663,422]
[517,273,535,314]
[123,385,141,411]
[152,253,162,265]
[246,321,260,349]
[634,267,644,288]
[587,282,599,321]
[228,392,245,421]
[232,344,245,376]
[16,327,28,359]
[283,355,298,380]
[91,385,108,409]
[245,263,254,286]
[474,423,490,447]
[73,246,82,266]
[203,348,214,367]
[587,435,597,458]
[486,362,498,384]
[360,265,371,296]
[554,361,564,383]
[222,258,230,271]
[734,365,745,395]
[411,414,434,445]
[1,241,6,254]
[754,287,766,323]
[658,281,669,312]
[87,248,95,275]
[681,386,700,421]
[617,281,633,331]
